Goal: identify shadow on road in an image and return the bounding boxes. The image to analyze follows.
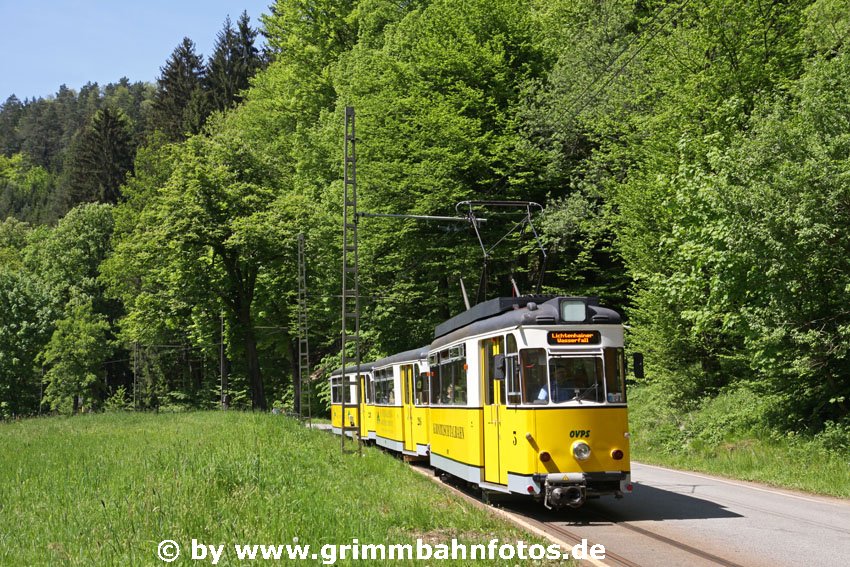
[496,482,743,524]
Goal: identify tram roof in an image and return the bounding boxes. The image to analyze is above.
[434,295,555,339]
[373,345,429,369]
[329,361,376,377]
[432,296,621,349]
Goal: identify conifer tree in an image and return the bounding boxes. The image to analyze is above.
[150,37,208,141]
[0,95,24,156]
[207,16,239,111]
[235,11,262,92]
[65,107,133,205]
[206,12,261,111]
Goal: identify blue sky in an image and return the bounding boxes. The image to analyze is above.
[0,1,273,101]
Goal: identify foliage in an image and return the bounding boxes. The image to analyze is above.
[628,384,850,497]
[4,0,850,457]
[148,37,208,141]
[0,266,53,417]
[40,292,112,413]
[0,153,55,224]
[103,386,131,412]
[24,202,115,308]
[63,106,134,206]
[206,12,264,112]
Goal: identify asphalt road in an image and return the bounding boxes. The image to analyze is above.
[535,462,850,566]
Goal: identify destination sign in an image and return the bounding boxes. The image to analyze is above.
[547,331,601,345]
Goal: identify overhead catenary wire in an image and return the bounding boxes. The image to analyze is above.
[565,0,692,122]
[561,0,676,116]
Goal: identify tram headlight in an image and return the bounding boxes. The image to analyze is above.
[572,441,591,461]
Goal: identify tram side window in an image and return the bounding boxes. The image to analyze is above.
[520,348,548,404]
[451,357,467,404]
[603,348,626,403]
[439,350,454,404]
[375,368,395,405]
[345,375,356,404]
[427,354,440,404]
[435,350,448,403]
[331,377,341,404]
[434,346,467,405]
[373,370,382,403]
[415,365,429,406]
[358,374,370,404]
[366,374,374,404]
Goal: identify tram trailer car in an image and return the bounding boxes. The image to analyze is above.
[329,362,375,439]
[427,295,631,510]
[329,295,632,510]
[369,346,430,457]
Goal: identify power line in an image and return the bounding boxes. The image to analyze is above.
[563,0,675,118]
[567,0,691,121]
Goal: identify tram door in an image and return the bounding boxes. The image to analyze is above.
[482,337,507,485]
[402,364,416,453]
[359,374,368,439]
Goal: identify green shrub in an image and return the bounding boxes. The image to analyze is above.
[103,386,131,412]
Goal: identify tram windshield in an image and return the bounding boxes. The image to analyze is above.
[518,348,623,404]
[548,356,604,403]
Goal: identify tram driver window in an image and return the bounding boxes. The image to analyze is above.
[549,357,604,403]
[520,348,548,404]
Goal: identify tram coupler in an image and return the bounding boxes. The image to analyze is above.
[548,483,586,509]
[535,474,587,509]
[543,481,587,510]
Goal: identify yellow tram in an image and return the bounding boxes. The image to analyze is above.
[370,347,430,457]
[329,362,374,439]
[330,295,633,510]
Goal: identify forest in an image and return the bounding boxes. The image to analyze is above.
[1,0,849,449]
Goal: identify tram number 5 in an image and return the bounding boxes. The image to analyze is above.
[569,430,591,438]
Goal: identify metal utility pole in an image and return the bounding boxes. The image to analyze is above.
[220,314,228,410]
[133,342,138,410]
[340,106,362,454]
[297,233,311,424]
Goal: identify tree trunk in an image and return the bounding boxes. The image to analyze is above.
[237,303,266,410]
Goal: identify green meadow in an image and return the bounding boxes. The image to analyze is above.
[628,385,850,498]
[0,412,558,566]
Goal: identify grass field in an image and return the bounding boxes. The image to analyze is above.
[628,386,850,498]
[0,412,556,566]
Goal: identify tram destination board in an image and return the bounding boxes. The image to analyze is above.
[547,330,601,345]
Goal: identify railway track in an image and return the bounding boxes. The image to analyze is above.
[411,463,749,566]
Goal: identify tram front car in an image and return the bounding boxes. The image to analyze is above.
[434,295,633,510]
